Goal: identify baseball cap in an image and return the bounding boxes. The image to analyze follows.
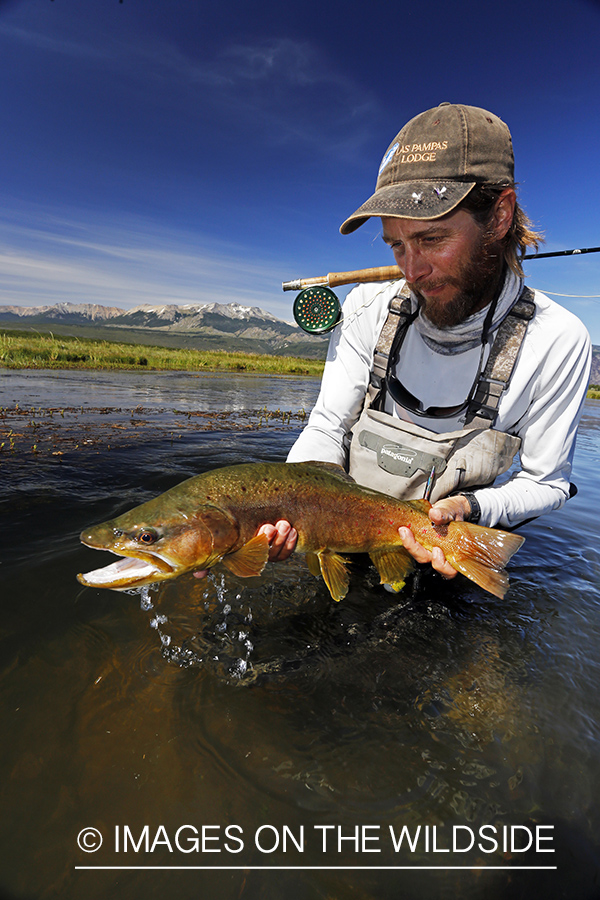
[339,102,514,234]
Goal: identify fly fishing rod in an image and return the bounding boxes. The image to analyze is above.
[284,245,600,334]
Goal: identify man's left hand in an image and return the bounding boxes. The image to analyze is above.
[398,495,472,579]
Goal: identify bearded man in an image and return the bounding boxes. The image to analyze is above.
[255,104,591,579]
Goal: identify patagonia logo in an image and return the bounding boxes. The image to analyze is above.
[357,428,447,479]
[380,445,416,466]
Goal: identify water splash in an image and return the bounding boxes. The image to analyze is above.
[131,574,256,676]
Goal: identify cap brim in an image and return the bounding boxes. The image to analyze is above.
[339,181,476,234]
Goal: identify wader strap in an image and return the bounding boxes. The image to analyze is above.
[368,284,412,405]
[368,284,536,428]
[464,286,536,427]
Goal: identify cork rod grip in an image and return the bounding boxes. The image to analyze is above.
[327,266,403,287]
[282,265,403,291]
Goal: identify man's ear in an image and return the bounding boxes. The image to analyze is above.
[491,188,516,240]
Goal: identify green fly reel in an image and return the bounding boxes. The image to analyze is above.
[293,286,342,334]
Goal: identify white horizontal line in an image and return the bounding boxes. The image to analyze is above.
[75,865,558,871]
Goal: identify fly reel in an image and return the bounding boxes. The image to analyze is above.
[292,287,342,335]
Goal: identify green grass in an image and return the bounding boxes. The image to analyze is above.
[0,330,325,376]
[2,330,598,398]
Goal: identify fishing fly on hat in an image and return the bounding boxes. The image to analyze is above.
[339,103,515,233]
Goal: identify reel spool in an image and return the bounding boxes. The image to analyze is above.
[292,286,342,334]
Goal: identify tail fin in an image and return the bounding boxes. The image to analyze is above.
[447,522,525,600]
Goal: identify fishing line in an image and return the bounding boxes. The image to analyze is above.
[528,291,600,299]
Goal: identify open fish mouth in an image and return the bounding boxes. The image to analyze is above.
[77,553,175,590]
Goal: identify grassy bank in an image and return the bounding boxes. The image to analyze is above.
[2,330,599,398]
[0,330,324,376]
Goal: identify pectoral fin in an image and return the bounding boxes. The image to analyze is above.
[370,547,415,589]
[317,550,350,603]
[221,533,270,577]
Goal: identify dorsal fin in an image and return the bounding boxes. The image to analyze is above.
[406,498,432,515]
[303,461,356,483]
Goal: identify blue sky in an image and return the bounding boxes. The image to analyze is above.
[1,0,599,341]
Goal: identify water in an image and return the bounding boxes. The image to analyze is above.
[1,370,600,900]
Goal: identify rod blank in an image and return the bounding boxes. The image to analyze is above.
[282,246,600,292]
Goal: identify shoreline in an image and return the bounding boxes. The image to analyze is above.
[0,330,325,377]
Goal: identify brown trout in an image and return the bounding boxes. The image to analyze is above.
[77,462,524,600]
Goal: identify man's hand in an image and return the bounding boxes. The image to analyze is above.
[193,520,298,580]
[398,494,472,579]
[257,521,298,561]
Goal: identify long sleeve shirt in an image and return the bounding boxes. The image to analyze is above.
[287,279,591,528]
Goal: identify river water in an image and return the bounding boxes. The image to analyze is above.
[1,369,599,900]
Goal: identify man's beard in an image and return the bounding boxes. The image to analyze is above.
[408,234,504,329]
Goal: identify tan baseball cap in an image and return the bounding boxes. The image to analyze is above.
[340,102,514,234]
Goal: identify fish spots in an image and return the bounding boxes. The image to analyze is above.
[241,486,247,492]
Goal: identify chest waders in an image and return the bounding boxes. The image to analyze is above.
[348,286,536,502]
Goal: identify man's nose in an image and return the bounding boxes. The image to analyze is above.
[402,246,431,283]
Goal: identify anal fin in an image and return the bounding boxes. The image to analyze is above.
[305,552,322,579]
[318,550,350,602]
[370,547,415,589]
[221,533,270,577]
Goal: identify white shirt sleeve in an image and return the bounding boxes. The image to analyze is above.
[474,292,592,528]
[287,282,396,465]
[289,284,592,530]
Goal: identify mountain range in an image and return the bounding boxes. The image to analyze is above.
[0,301,329,359]
[0,301,598,380]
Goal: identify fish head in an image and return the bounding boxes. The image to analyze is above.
[77,496,240,591]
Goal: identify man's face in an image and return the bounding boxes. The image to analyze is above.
[381,208,504,328]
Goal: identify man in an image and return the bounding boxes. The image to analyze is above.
[214,103,592,582]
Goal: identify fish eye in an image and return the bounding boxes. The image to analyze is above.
[137,529,158,545]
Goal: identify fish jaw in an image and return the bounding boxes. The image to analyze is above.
[77,502,240,591]
[77,551,176,591]
[77,528,182,591]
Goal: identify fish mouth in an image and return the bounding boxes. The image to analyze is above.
[77,548,176,591]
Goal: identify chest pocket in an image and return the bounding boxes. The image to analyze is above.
[348,285,534,501]
[350,405,521,501]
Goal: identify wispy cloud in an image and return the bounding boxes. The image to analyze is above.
[0,16,381,159]
[0,205,295,320]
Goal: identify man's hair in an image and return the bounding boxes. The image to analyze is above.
[459,184,543,276]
